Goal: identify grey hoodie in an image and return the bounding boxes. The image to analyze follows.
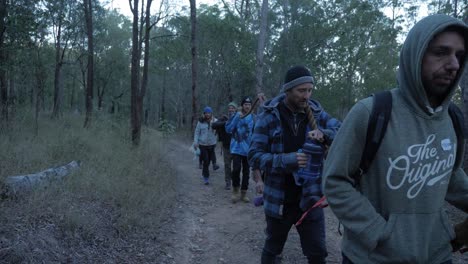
[323,14,468,264]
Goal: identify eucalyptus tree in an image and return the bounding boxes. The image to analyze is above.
[129,0,168,145]
[255,0,268,94]
[43,0,82,119]
[0,0,37,122]
[189,0,198,132]
[149,16,191,128]
[93,9,131,113]
[83,0,94,128]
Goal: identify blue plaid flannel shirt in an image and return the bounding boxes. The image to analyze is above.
[248,94,341,219]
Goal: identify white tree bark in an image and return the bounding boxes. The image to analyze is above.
[3,160,80,196]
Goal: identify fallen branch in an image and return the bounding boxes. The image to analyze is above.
[2,160,81,196]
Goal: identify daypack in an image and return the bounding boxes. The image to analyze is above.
[353,90,467,186]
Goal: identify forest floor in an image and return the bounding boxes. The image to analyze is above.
[0,137,467,263]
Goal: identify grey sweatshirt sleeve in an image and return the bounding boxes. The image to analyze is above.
[322,101,390,251]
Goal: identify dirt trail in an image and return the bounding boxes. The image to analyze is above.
[155,139,467,264]
[153,139,342,264]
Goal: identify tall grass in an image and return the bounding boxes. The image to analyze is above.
[0,109,175,238]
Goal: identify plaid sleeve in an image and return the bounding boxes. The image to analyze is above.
[248,112,298,173]
[318,111,341,145]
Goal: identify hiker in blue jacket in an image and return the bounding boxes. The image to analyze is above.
[323,14,468,264]
[226,97,255,203]
[248,65,341,264]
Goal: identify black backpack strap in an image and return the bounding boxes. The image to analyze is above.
[354,90,392,186]
[448,102,467,169]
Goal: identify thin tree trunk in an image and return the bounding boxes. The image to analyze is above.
[189,0,198,133]
[52,20,63,119]
[139,0,152,130]
[130,0,141,145]
[255,0,268,95]
[8,71,15,118]
[0,50,6,122]
[0,0,7,123]
[83,0,94,128]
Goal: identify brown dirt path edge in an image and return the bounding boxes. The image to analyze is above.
[155,139,467,264]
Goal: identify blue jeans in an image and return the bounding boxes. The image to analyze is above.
[342,253,452,264]
[261,204,327,264]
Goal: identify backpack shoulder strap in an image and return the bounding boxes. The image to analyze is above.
[354,90,392,186]
[448,102,467,169]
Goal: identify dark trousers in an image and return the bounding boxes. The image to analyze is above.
[262,204,327,264]
[223,146,232,183]
[232,154,249,190]
[342,253,452,264]
[199,145,215,178]
[199,146,217,165]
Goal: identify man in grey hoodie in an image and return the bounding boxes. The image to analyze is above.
[323,14,468,264]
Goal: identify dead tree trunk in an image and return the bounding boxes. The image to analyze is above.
[2,161,81,197]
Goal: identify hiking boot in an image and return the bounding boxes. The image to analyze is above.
[240,190,250,203]
[213,164,220,170]
[224,182,231,190]
[203,177,209,185]
[231,187,240,203]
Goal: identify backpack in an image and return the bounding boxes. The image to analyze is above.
[353,90,467,186]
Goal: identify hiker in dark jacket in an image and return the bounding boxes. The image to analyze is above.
[212,102,238,190]
[323,14,468,264]
[248,65,341,264]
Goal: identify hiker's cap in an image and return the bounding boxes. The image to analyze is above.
[282,65,315,93]
[228,102,238,108]
[203,106,213,113]
[241,96,252,106]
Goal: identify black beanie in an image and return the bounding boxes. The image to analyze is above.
[281,65,315,93]
[241,96,253,106]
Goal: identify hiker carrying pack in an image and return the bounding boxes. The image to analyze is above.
[354,90,467,186]
[322,14,468,264]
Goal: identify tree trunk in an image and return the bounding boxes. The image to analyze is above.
[0,49,7,122]
[190,0,198,133]
[3,161,81,197]
[255,0,268,95]
[83,0,94,128]
[52,20,63,119]
[161,72,166,121]
[139,0,152,129]
[130,0,141,145]
[8,71,15,118]
[0,0,7,123]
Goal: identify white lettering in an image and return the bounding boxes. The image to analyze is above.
[386,134,455,199]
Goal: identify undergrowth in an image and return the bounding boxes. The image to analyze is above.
[0,109,175,238]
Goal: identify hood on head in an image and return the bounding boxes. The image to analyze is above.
[397,14,468,115]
